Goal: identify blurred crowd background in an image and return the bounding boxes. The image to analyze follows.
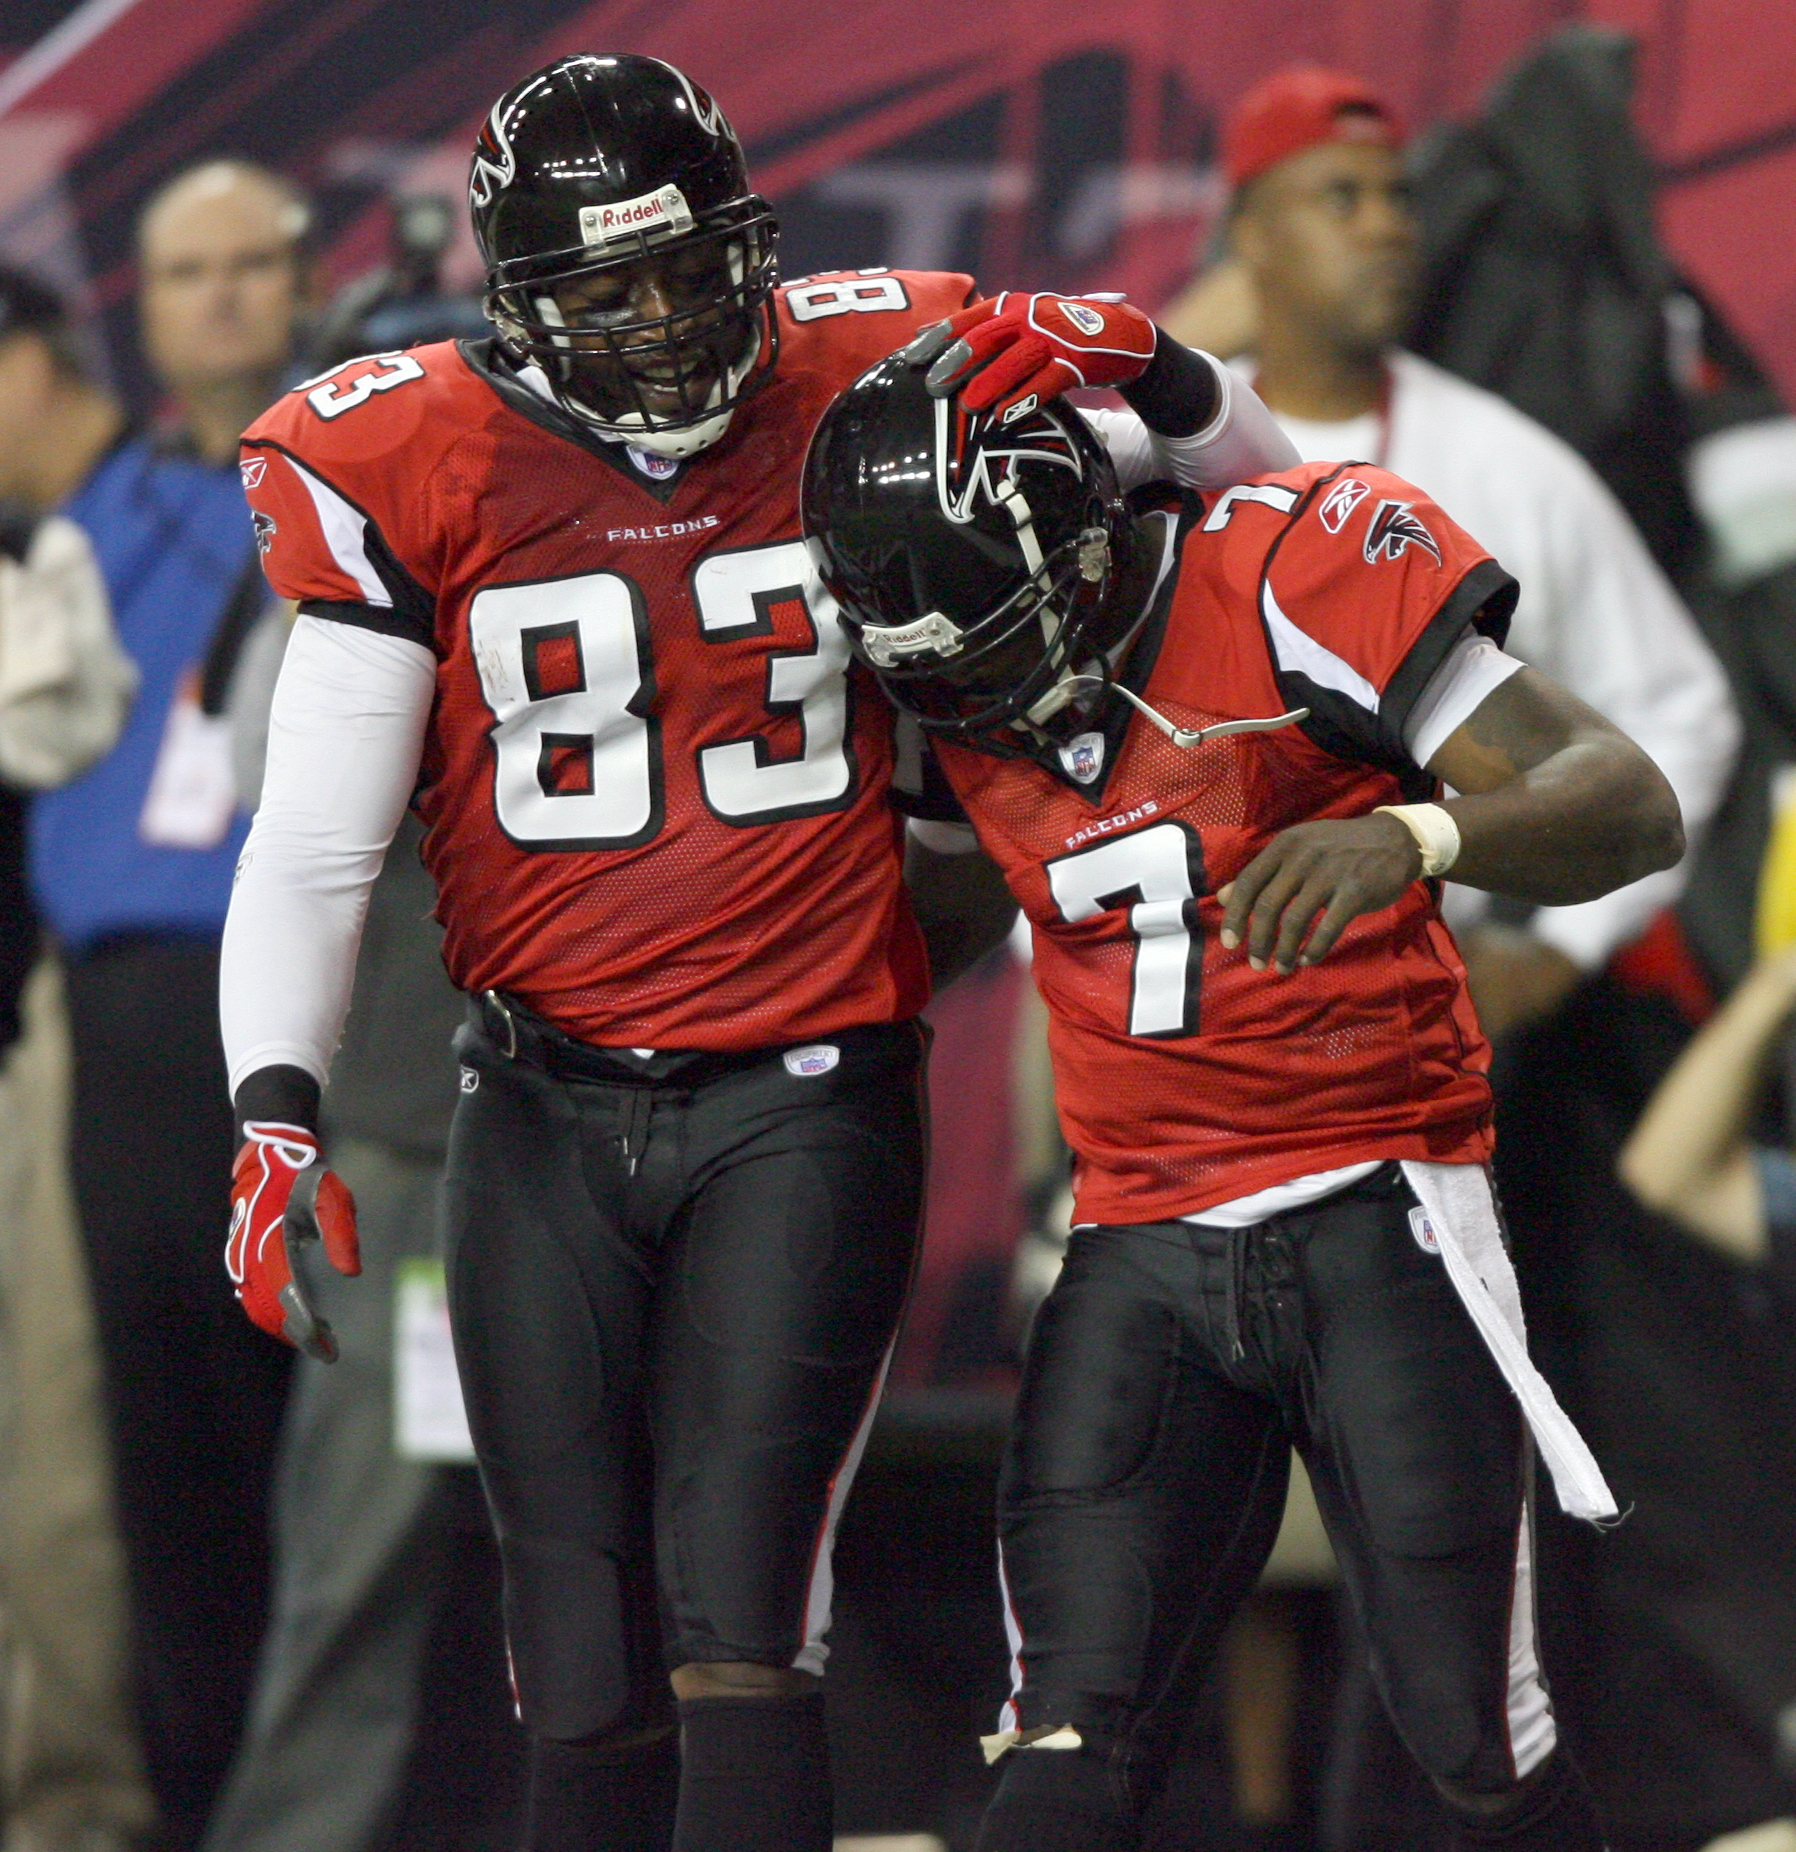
[1,4,1794,1852]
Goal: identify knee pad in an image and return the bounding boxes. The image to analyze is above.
[502,1537,667,1740]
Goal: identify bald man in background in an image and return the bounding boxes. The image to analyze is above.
[27,161,313,1852]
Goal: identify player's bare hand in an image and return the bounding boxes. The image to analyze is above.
[1217,815,1422,974]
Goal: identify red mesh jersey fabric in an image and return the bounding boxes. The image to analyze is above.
[241,271,977,1050]
[935,465,1505,1224]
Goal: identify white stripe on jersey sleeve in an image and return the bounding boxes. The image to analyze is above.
[1259,576,1380,713]
[282,454,394,608]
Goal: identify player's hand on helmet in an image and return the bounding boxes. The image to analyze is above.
[905,291,1157,422]
[226,1123,361,1363]
[1217,814,1424,976]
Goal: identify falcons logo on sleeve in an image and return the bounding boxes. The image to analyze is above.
[1362,498,1443,566]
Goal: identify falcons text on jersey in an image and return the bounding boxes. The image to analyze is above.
[931,462,1520,1224]
[240,269,975,1051]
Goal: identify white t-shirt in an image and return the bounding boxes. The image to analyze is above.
[1254,349,1740,970]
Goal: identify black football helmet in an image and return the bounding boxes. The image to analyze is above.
[802,355,1148,743]
[470,54,778,457]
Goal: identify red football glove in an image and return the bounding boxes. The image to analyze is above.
[226,1122,361,1362]
[909,291,1157,421]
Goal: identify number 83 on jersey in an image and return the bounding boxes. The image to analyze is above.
[469,537,855,850]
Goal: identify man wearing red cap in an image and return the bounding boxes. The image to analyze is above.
[1169,64,1733,1043]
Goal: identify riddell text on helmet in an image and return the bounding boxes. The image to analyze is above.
[579,185,695,247]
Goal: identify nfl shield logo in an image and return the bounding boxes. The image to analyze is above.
[1408,1206,1441,1254]
[626,445,681,481]
[783,1044,840,1078]
[1060,732,1105,785]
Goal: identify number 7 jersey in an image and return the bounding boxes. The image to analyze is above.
[928,466,1519,1226]
[240,270,974,1051]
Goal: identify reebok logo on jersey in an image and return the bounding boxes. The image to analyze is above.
[239,457,266,490]
[1317,476,1369,534]
[581,185,695,248]
[1408,1206,1441,1254]
[783,1044,840,1078]
[1363,499,1442,566]
[1064,799,1158,850]
[605,516,720,543]
[1059,732,1106,784]
[459,1066,480,1094]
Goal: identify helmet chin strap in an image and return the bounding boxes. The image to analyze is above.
[994,479,1100,727]
[1063,673,1309,750]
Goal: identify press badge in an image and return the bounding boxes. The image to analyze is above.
[138,670,238,848]
[394,1259,475,1462]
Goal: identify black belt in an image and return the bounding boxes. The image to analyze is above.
[471,990,777,1089]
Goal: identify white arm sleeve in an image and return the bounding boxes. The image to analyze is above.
[1404,633,1527,771]
[1081,356,1299,494]
[219,614,435,1095]
[907,816,981,855]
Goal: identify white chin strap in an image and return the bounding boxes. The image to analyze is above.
[993,479,1094,727]
[527,294,762,459]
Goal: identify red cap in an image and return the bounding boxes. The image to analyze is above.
[1222,65,1404,189]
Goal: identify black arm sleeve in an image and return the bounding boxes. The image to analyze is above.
[1119,336,1222,439]
[233,1063,323,1140]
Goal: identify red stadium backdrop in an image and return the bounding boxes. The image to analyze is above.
[0,0,1791,406]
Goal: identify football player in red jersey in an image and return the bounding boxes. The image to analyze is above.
[217,51,1301,1852]
[804,353,1685,1852]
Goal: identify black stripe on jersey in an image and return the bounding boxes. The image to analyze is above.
[459,336,693,506]
[298,597,436,649]
[1374,557,1518,769]
[1254,468,1517,792]
[255,438,438,652]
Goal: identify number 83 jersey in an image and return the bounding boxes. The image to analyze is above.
[241,270,974,1051]
[928,465,1519,1227]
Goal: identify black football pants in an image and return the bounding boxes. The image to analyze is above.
[441,1005,926,1744]
[994,1163,1556,1817]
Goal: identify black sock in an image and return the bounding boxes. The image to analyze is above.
[673,1691,832,1852]
[525,1726,679,1852]
[976,1745,1139,1852]
[1446,1750,1605,1851]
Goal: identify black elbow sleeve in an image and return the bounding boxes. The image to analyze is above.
[1118,336,1222,438]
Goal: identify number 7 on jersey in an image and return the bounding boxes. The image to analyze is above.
[1046,822,1207,1038]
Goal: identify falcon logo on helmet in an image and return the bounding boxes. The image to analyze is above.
[935,394,1085,528]
[670,68,728,138]
[802,354,1145,749]
[468,98,519,212]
